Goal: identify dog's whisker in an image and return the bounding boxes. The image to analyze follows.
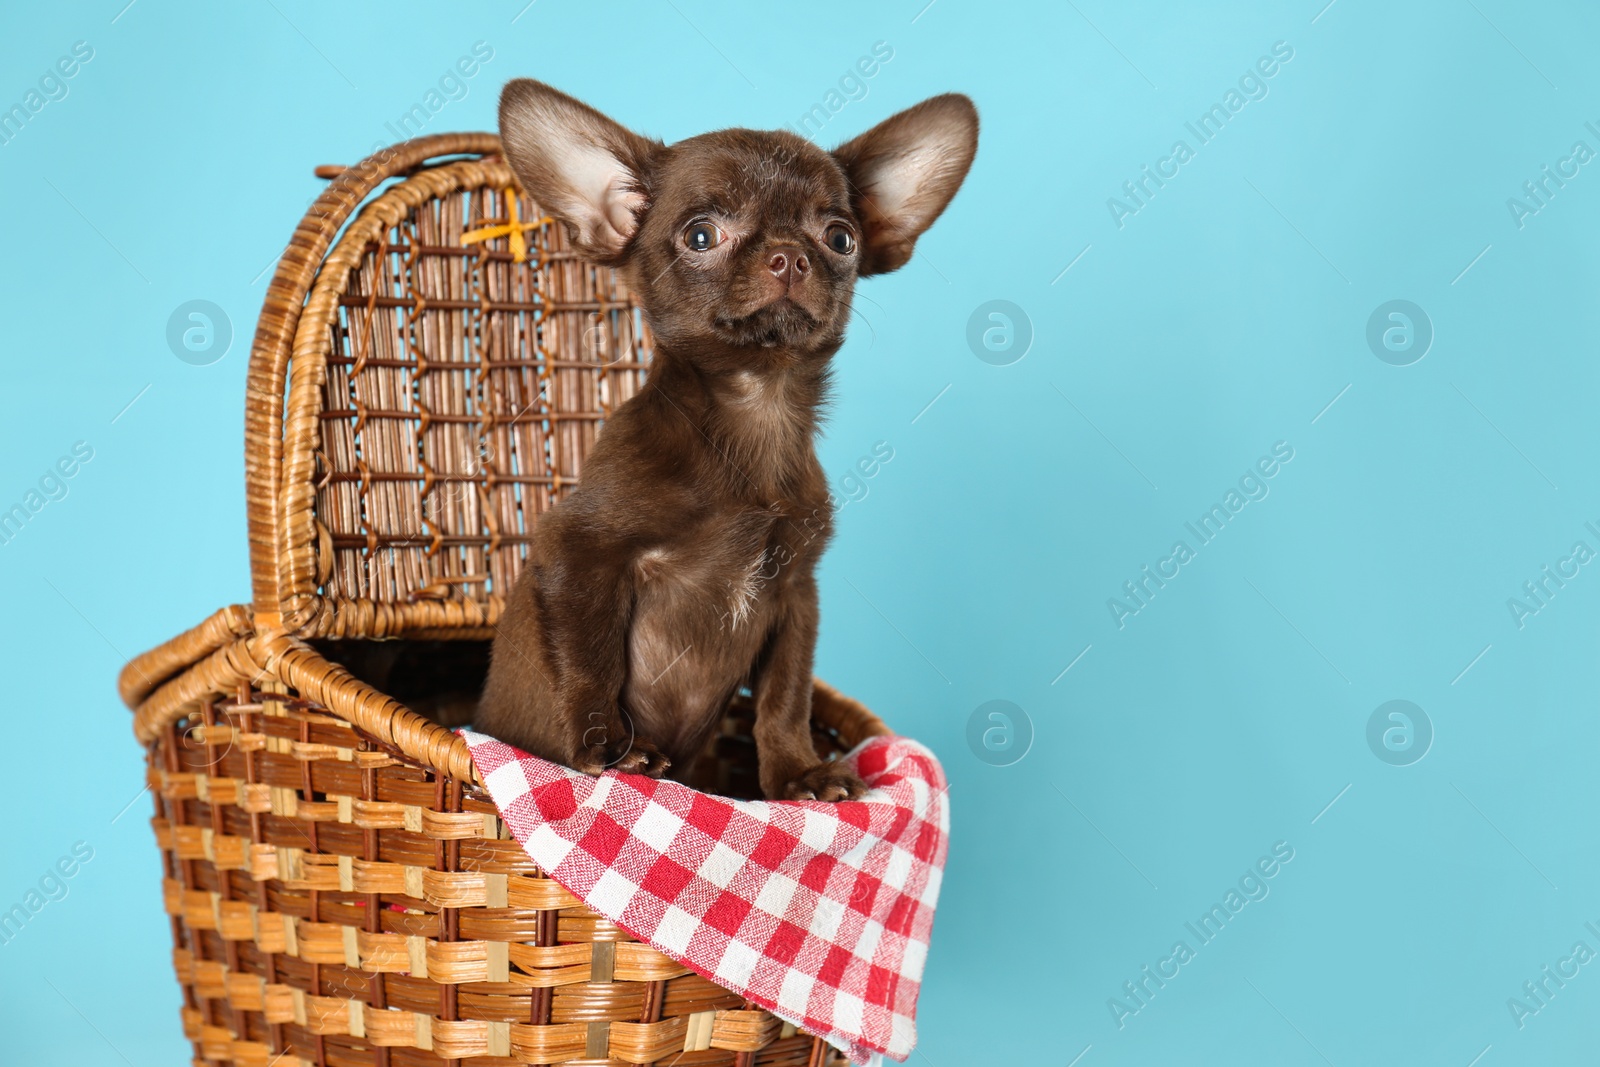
[847,304,878,350]
[851,290,890,316]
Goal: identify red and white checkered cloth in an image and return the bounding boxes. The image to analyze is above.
[457,728,949,1064]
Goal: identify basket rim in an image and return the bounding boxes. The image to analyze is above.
[119,608,889,784]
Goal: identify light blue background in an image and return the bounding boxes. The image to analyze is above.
[2,1,1597,1063]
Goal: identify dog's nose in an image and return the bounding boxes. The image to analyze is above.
[766,245,809,288]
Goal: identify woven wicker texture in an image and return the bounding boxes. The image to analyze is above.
[303,162,649,618]
[120,134,885,1067]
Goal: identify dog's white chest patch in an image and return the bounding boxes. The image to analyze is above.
[731,371,763,400]
[726,547,769,629]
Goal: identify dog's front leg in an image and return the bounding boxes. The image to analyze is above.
[533,548,670,778]
[753,577,867,801]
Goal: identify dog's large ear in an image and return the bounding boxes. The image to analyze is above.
[498,79,660,261]
[832,94,978,276]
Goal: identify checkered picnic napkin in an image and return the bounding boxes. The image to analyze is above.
[457,728,950,1065]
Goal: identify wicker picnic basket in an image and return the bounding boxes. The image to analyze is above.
[117,132,886,1067]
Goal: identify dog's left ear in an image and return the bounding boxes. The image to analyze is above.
[832,94,978,276]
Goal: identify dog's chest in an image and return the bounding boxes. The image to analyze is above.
[621,509,788,734]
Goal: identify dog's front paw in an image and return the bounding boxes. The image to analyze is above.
[571,729,672,779]
[607,737,672,779]
[782,761,867,802]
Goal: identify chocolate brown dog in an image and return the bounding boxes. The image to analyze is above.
[477,79,976,800]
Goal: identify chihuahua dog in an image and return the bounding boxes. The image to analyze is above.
[476,79,976,800]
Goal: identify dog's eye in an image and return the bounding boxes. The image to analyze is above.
[825,224,856,255]
[683,221,725,252]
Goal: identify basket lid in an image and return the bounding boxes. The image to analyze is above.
[244,134,655,639]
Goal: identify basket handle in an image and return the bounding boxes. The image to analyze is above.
[243,133,502,633]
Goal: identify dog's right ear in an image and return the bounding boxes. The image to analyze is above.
[497,79,660,262]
